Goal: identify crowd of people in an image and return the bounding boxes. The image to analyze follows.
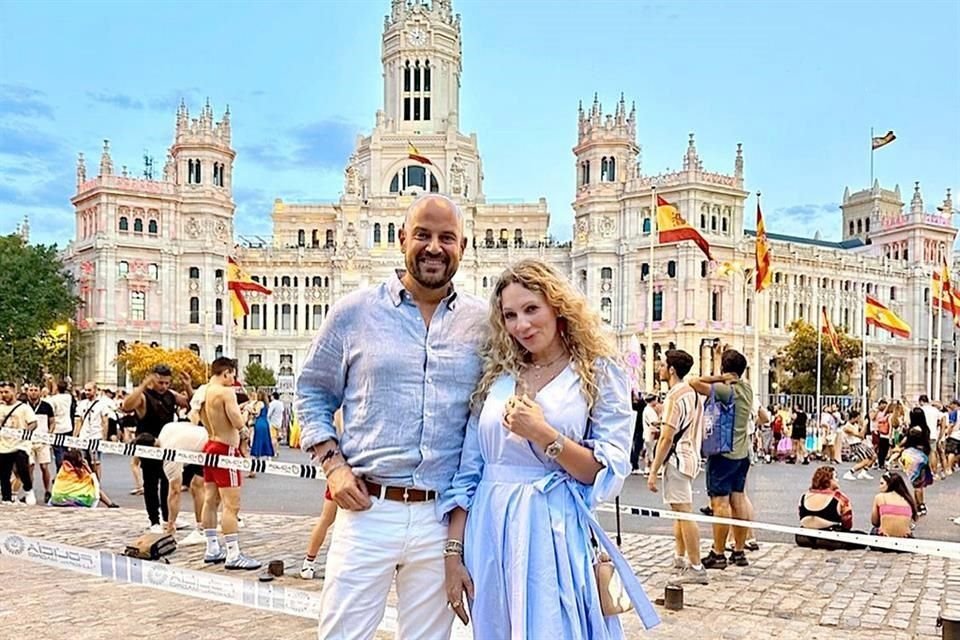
[3,193,960,639]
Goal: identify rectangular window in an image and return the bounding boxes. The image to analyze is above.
[423,97,430,120]
[130,292,146,321]
[274,305,279,331]
[653,291,663,322]
[746,299,752,327]
[313,305,323,329]
[414,66,421,91]
[413,97,421,120]
[711,291,721,322]
[248,354,262,365]
[403,98,410,121]
[250,306,261,330]
[281,304,291,331]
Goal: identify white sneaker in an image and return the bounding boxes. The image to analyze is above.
[24,491,37,506]
[180,529,207,546]
[300,560,316,580]
[148,524,163,534]
[857,470,874,480]
[842,471,857,481]
[952,516,960,526]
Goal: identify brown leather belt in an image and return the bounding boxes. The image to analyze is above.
[364,480,437,503]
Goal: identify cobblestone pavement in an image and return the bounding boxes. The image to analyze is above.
[1,503,956,639]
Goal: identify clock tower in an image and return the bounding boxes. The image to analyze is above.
[382,0,461,134]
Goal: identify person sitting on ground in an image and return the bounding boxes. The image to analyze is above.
[50,449,119,508]
[870,471,916,538]
[841,410,877,480]
[795,465,866,550]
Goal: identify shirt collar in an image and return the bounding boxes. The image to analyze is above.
[387,269,459,309]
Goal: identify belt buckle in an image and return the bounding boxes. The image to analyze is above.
[402,487,410,503]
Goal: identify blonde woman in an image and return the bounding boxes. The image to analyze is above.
[441,259,658,637]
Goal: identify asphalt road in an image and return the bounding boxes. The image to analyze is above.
[98,446,960,544]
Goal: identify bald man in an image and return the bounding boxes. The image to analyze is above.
[296,195,488,639]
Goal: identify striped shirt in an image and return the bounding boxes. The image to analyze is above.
[662,382,704,477]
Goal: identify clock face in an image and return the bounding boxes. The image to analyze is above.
[408,28,427,47]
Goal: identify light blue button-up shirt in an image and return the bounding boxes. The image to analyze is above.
[296,272,488,506]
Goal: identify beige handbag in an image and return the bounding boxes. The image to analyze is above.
[593,497,633,616]
[595,551,633,615]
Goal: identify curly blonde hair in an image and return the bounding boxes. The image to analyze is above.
[470,259,617,412]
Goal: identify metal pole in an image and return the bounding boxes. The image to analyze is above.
[815,282,822,420]
[645,185,656,393]
[936,289,944,400]
[753,193,762,403]
[66,325,71,379]
[928,269,935,397]
[862,281,868,420]
[870,126,874,188]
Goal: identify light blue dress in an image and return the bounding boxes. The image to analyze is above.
[443,359,660,639]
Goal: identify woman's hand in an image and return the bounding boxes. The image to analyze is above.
[444,555,474,625]
[502,394,553,447]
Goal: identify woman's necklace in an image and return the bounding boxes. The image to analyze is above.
[529,350,568,370]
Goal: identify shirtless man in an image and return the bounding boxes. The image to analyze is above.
[198,358,260,570]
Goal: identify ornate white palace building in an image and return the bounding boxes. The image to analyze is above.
[64,0,956,403]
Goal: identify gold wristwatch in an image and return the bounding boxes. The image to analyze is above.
[544,433,565,460]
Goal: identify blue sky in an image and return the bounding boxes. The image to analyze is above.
[1,0,958,247]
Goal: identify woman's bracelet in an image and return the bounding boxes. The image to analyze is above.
[443,539,464,557]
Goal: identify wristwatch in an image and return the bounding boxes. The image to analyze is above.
[544,433,565,460]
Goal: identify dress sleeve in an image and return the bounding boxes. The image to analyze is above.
[438,410,484,517]
[581,359,633,507]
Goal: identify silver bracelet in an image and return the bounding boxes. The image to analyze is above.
[443,539,464,557]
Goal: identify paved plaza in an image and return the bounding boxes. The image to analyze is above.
[1,501,957,639]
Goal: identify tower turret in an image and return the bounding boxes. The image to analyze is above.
[573,92,640,191]
[169,99,235,192]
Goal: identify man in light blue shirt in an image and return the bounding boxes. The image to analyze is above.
[296,194,487,639]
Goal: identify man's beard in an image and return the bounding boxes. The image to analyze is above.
[407,251,455,290]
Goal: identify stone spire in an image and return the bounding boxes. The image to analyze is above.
[683,132,699,171]
[176,98,189,135]
[163,153,175,182]
[615,92,626,123]
[734,143,744,180]
[76,152,86,186]
[940,188,953,215]
[910,181,923,214]
[200,97,214,130]
[16,215,29,243]
[218,104,232,144]
[99,139,113,176]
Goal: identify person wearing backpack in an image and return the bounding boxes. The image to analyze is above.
[689,349,763,570]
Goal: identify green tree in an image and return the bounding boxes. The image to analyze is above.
[244,361,277,389]
[0,234,81,382]
[780,320,861,395]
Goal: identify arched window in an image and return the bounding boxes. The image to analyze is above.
[281,276,291,287]
[849,220,855,236]
[118,261,129,277]
[600,157,609,181]
[215,268,223,280]
[667,260,677,278]
[215,345,223,359]
[311,230,319,248]
[293,276,298,287]
[700,214,707,229]
[312,276,322,287]
[407,166,427,190]
[189,343,200,357]
[374,223,382,244]
[584,160,590,184]
[189,267,200,279]
[250,305,261,330]
[890,286,896,301]
[746,298,752,326]
[119,216,129,231]
[297,230,305,247]
[215,299,223,325]
[187,159,194,184]
[642,217,651,234]
[403,60,411,91]
[148,264,158,280]
[485,229,494,247]
[134,218,143,233]
[865,218,871,233]
[514,228,523,248]
[194,159,201,184]
[857,219,863,234]
[429,173,439,192]
[281,304,292,331]
[189,297,200,324]
[641,263,650,280]
[324,277,329,288]
[312,304,323,329]
[390,174,400,193]
[601,267,613,280]
[388,223,396,244]
[721,217,728,233]
[325,230,334,247]
[148,219,158,234]
[711,216,717,232]
[482,276,488,288]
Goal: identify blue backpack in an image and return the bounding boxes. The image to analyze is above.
[701,383,736,457]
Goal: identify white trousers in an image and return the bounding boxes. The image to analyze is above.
[318,498,454,640]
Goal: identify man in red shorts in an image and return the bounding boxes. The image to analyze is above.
[197,357,260,570]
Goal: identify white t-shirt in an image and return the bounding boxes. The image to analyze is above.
[842,420,863,445]
[75,397,109,440]
[267,399,285,428]
[641,405,660,441]
[158,421,209,452]
[46,393,74,434]
[921,405,942,440]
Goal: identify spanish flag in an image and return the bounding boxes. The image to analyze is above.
[953,290,960,328]
[227,257,272,320]
[932,259,955,315]
[865,295,911,339]
[407,142,432,165]
[755,202,772,293]
[716,261,743,278]
[656,195,711,260]
[871,130,896,150]
[821,307,842,355]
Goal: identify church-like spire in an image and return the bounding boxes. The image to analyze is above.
[99,139,113,176]
[76,152,86,186]
[939,188,953,215]
[683,132,699,171]
[910,181,923,214]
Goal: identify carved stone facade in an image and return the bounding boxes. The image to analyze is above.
[65,0,956,404]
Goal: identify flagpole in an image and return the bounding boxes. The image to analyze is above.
[815,285,822,421]
[870,126,875,187]
[753,192,762,403]
[645,185,656,394]
[936,287,944,400]
[861,283,868,420]
[927,269,935,397]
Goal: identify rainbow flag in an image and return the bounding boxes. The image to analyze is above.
[656,194,711,260]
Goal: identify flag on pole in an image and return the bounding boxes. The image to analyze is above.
[865,295,911,339]
[656,195,712,259]
[715,261,743,278]
[952,290,960,328]
[227,257,272,320]
[755,202,772,292]
[821,307,842,355]
[407,141,432,165]
[932,259,956,315]
[871,130,896,150]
